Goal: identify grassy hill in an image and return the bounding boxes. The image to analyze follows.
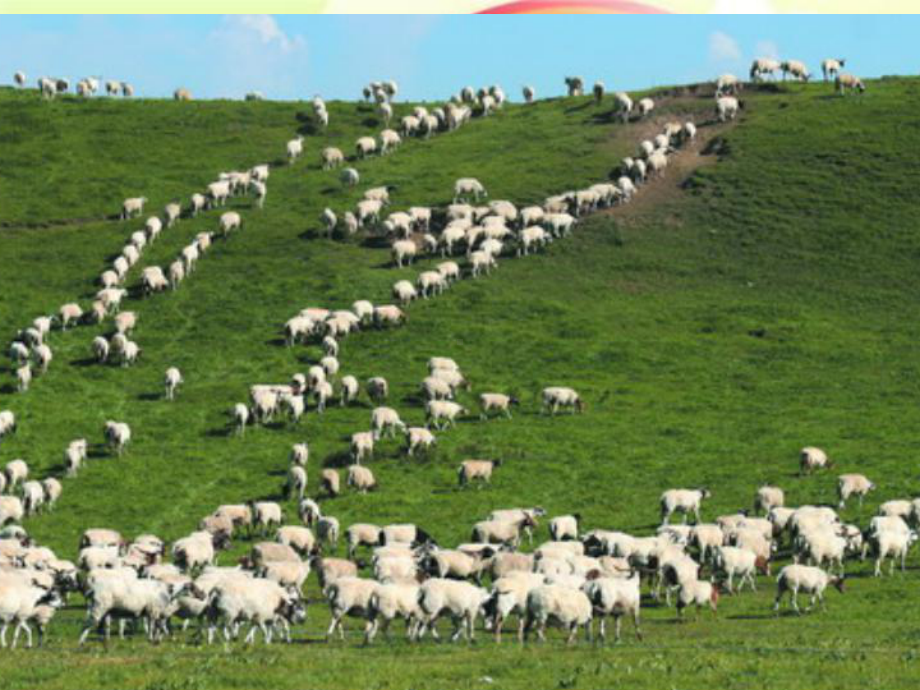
[1,78,920,690]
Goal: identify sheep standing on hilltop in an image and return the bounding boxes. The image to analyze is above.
[836,73,865,95]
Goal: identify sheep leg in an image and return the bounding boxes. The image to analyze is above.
[565,623,578,646]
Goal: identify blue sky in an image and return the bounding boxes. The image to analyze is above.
[0,15,916,101]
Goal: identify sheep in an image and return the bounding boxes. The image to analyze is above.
[543,212,576,238]
[591,81,605,104]
[750,57,781,81]
[0,582,63,649]
[564,76,584,97]
[392,280,418,305]
[458,460,500,488]
[181,244,200,274]
[9,341,29,365]
[21,481,45,515]
[79,573,175,644]
[754,485,784,514]
[676,579,719,620]
[794,525,847,576]
[362,377,388,405]
[716,96,741,122]
[715,73,741,96]
[356,136,377,159]
[478,393,519,420]
[549,515,580,542]
[836,73,866,95]
[713,546,769,593]
[524,584,592,644]
[0,496,25,526]
[316,517,341,551]
[232,403,250,435]
[773,565,843,614]
[104,421,131,456]
[285,466,308,502]
[206,181,231,208]
[340,167,360,189]
[660,489,710,525]
[416,579,489,642]
[161,367,184,401]
[371,407,406,440]
[189,193,207,217]
[321,147,344,170]
[141,266,168,295]
[4,459,28,492]
[397,426,436,458]
[250,502,283,537]
[426,400,466,431]
[469,250,496,278]
[800,446,831,474]
[64,439,88,477]
[390,239,417,269]
[869,528,917,576]
[837,474,875,508]
[274,526,316,559]
[472,517,533,548]
[286,136,304,163]
[581,572,642,643]
[541,387,584,415]
[260,560,311,592]
[347,465,377,494]
[454,178,487,203]
[58,303,83,330]
[15,364,31,393]
[821,58,846,81]
[635,97,654,118]
[218,211,241,237]
[121,197,147,220]
[781,59,811,82]
[206,577,305,644]
[379,129,402,154]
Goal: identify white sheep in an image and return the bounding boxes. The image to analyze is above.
[371,407,406,440]
[800,446,831,474]
[391,240,417,268]
[287,136,304,163]
[716,96,741,122]
[781,60,811,82]
[525,584,592,644]
[454,178,487,203]
[661,489,711,525]
[773,565,843,614]
[836,73,866,95]
[104,420,132,456]
[121,197,147,219]
[65,439,88,477]
[541,386,584,415]
[821,58,846,81]
[425,400,466,430]
[416,579,489,642]
[32,344,52,374]
[163,367,183,400]
[754,486,785,514]
[837,474,875,508]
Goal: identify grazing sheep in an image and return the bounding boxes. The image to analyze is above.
[371,407,406,440]
[350,431,375,464]
[392,280,418,305]
[800,447,831,474]
[347,465,377,494]
[15,364,31,393]
[391,240,417,269]
[426,400,467,431]
[366,377,388,404]
[104,421,131,456]
[541,387,584,415]
[661,489,711,525]
[754,486,785,514]
[836,73,866,95]
[322,147,344,170]
[773,565,843,614]
[121,197,147,220]
[676,579,719,619]
[837,474,875,508]
[58,303,83,330]
[285,466,308,502]
[164,367,183,401]
[454,178,487,203]
[458,460,500,488]
[479,393,518,420]
[524,584,592,644]
[750,57,781,81]
[404,427,436,457]
[781,60,811,82]
[472,517,533,548]
[356,136,377,159]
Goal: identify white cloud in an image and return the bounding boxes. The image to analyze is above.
[226,15,303,54]
[755,40,781,60]
[708,31,742,63]
[206,15,308,99]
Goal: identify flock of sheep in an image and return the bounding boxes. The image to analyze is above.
[0,63,893,650]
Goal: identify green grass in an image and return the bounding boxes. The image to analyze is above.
[1,79,920,689]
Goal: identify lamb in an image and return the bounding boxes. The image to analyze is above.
[836,73,866,95]
[458,460,500,488]
[416,579,489,642]
[346,465,377,494]
[821,58,846,81]
[773,565,844,614]
[284,135,304,164]
[454,178,487,203]
[660,489,711,525]
[800,446,831,474]
[426,400,467,430]
[837,474,875,508]
[716,96,741,122]
[206,577,305,644]
[121,197,147,219]
[371,407,406,440]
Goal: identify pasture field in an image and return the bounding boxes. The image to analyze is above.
[1,78,920,690]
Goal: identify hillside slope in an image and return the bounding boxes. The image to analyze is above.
[1,79,919,689]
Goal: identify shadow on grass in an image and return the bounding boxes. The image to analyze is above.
[323,450,353,469]
[137,392,161,402]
